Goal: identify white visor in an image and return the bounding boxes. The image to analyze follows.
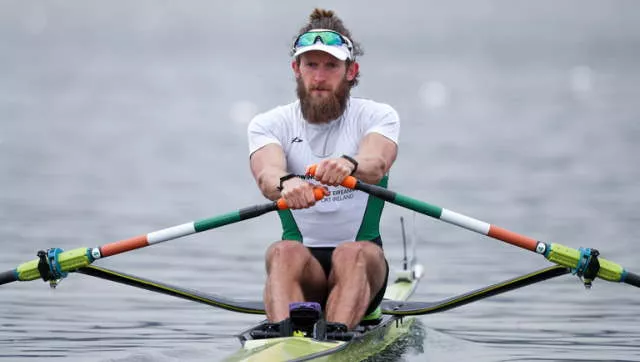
[293,43,352,61]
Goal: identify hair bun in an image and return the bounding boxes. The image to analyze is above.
[309,8,335,21]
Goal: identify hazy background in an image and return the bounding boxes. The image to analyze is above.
[1,1,639,361]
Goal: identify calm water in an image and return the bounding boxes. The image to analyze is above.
[1,1,640,361]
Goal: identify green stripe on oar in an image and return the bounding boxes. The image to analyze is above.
[193,211,243,233]
[395,194,443,219]
[0,189,327,287]
[305,166,639,289]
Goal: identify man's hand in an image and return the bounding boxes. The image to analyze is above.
[312,157,356,186]
[280,177,330,209]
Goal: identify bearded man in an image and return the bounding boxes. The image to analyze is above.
[247,8,400,334]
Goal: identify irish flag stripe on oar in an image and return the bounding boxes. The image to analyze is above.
[487,226,539,252]
[100,211,248,258]
[394,194,538,251]
[305,170,543,254]
[440,209,491,235]
[149,223,199,243]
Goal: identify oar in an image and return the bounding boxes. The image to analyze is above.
[0,188,326,286]
[307,166,640,288]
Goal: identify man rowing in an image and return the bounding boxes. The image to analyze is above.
[247,8,400,333]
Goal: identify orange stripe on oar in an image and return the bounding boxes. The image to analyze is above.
[488,225,538,251]
[100,235,149,257]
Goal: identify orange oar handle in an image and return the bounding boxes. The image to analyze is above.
[276,187,326,210]
[305,165,358,189]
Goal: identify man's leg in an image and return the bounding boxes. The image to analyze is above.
[325,242,387,329]
[264,240,328,322]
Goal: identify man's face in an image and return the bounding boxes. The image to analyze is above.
[293,51,357,124]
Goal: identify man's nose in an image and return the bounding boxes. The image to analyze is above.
[312,68,328,82]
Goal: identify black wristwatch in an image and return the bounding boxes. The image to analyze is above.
[341,155,358,175]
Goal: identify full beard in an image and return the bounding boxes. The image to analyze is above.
[297,77,351,124]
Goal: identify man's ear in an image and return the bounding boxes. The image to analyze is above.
[346,61,359,81]
[291,60,301,78]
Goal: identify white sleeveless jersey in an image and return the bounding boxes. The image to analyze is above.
[248,97,400,247]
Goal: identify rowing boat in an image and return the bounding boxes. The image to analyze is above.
[74,255,574,362]
[224,259,424,362]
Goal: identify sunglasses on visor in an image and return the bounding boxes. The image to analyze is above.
[293,30,354,52]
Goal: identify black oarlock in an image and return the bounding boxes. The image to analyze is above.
[37,250,51,282]
[581,249,600,289]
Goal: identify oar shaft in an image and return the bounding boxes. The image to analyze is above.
[2,188,327,286]
[351,179,538,251]
[100,203,277,258]
[100,188,324,258]
[624,271,640,287]
[0,270,17,285]
[305,167,639,288]
[5,203,279,285]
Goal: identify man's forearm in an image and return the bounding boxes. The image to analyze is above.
[256,167,289,201]
[351,155,388,185]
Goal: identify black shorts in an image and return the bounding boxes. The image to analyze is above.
[308,237,389,316]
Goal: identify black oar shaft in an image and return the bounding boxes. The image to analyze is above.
[624,271,640,287]
[0,270,17,285]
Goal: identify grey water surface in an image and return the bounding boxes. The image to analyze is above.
[1,1,639,361]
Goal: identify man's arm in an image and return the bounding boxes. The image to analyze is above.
[352,132,397,184]
[249,144,289,201]
[313,132,397,186]
[250,144,329,207]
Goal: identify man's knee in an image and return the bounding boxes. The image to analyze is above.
[332,242,366,265]
[332,242,383,265]
[265,240,308,270]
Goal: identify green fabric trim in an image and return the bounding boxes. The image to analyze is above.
[355,175,388,241]
[277,209,303,241]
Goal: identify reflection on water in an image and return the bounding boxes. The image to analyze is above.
[2,1,640,361]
